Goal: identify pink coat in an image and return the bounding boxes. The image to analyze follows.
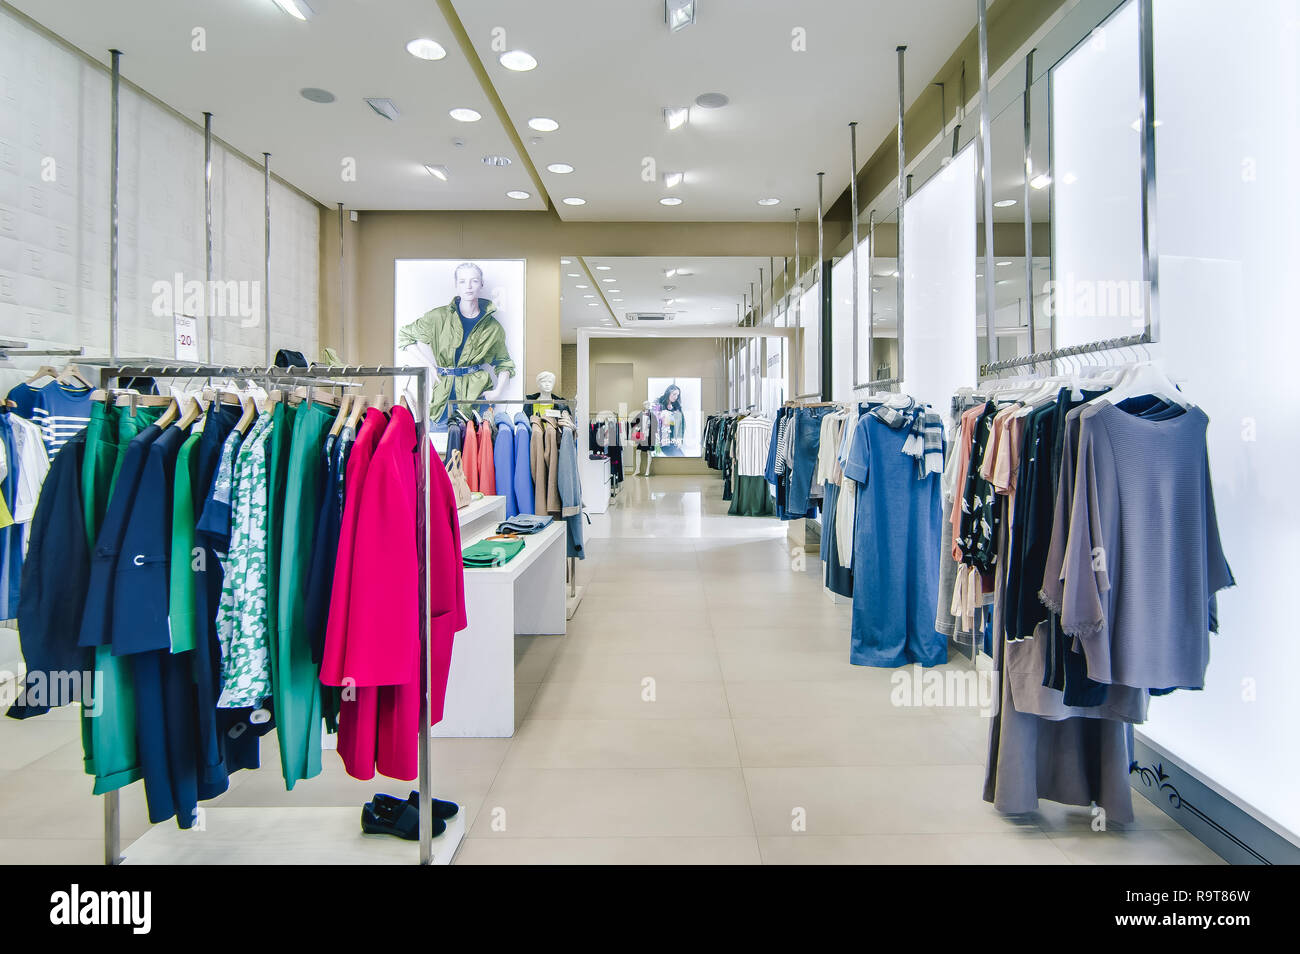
[325,406,468,780]
[476,419,495,494]
[462,420,478,493]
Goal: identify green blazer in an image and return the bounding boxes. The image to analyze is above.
[397,296,518,420]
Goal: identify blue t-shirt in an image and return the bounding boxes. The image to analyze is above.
[842,411,947,668]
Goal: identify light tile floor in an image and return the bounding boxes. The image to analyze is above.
[0,475,1223,865]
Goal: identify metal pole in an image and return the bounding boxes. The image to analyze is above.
[817,170,825,399]
[109,49,121,364]
[1137,0,1159,343]
[867,209,875,383]
[263,152,272,365]
[793,207,801,396]
[850,123,860,387]
[977,0,999,363]
[204,112,214,363]
[337,202,345,355]
[1023,50,1036,356]
[759,267,765,325]
[417,367,433,864]
[896,45,908,386]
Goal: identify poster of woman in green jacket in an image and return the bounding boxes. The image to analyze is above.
[395,260,523,424]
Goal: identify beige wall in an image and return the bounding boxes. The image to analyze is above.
[319,209,819,397]
[590,336,723,476]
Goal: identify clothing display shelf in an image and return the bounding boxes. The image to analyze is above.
[979,334,1149,378]
[92,362,446,866]
[0,337,85,359]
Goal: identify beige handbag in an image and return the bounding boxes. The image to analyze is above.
[447,450,473,509]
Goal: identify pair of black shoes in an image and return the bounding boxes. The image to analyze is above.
[361,791,460,841]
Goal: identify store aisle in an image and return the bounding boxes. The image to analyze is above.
[0,476,1221,864]
[455,476,1222,865]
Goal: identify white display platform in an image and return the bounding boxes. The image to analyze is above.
[580,455,611,514]
[457,494,507,540]
[433,521,567,738]
[122,806,464,865]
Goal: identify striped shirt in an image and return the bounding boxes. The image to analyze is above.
[29,382,93,457]
[735,417,774,477]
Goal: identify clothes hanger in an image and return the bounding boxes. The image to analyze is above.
[398,394,411,412]
[174,393,203,430]
[235,393,257,434]
[345,395,369,429]
[154,395,181,429]
[26,365,59,385]
[329,395,352,437]
[1094,358,1188,409]
[58,363,95,389]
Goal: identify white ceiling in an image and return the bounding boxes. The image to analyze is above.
[8,0,545,210]
[561,256,769,343]
[11,0,979,219]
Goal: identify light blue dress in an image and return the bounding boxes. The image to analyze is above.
[842,412,947,668]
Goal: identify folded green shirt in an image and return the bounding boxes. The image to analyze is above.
[463,537,525,568]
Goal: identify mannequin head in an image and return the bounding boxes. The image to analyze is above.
[454,263,484,314]
[536,371,556,395]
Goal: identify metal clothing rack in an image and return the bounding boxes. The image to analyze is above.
[94,362,442,866]
[0,338,86,360]
[979,333,1148,378]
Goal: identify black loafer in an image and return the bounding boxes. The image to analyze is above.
[361,799,446,840]
[372,790,459,820]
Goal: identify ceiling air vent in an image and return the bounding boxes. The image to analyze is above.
[626,313,674,322]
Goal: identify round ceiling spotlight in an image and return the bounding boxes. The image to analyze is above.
[528,117,559,132]
[449,107,481,122]
[757,197,780,206]
[659,197,683,206]
[562,197,586,206]
[405,38,446,60]
[547,162,574,174]
[506,190,531,200]
[695,92,729,109]
[500,50,538,71]
[993,198,1018,208]
[300,87,336,103]
[482,155,512,166]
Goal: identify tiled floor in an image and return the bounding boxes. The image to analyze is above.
[0,475,1223,865]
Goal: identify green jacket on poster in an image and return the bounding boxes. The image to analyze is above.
[397,297,517,421]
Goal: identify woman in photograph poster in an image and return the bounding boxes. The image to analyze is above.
[396,261,519,424]
[654,383,685,456]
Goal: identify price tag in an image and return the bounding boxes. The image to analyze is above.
[174,314,198,361]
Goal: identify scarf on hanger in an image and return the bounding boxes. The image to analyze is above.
[868,398,944,479]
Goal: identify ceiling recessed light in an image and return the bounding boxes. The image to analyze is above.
[993,198,1018,208]
[675,268,692,276]
[423,164,448,181]
[500,50,537,71]
[547,162,574,174]
[449,107,481,122]
[562,197,586,206]
[695,91,729,109]
[757,197,780,206]
[406,38,446,60]
[1062,171,1078,185]
[664,268,676,277]
[584,294,594,298]
[662,106,689,130]
[482,155,512,166]
[666,0,697,32]
[608,289,621,293]
[611,298,623,302]
[587,302,600,307]
[567,273,580,278]
[996,260,1013,266]
[561,258,572,265]
[528,117,559,132]
[300,87,335,104]
[595,265,611,270]
[996,279,1012,285]
[1029,173,1052,190]
[365,98,400,121]
[711,306,723,310]
[664,171,684,189]
[272,0,313,20]
[601,278,616,283]
[576,284,589,289]
[659,196,683,206]
[506,190,530,200]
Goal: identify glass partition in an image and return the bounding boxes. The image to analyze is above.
[870,210,900,382]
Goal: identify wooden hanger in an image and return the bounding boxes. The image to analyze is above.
[235,394,257,435]
[58,363,95,389]
[289,386,341,408]
[154,396,181,429]
[398,394,411,412]
[174,394,203,430]
[329,395,352,437]
[267,389,284,406]
[345,396,368,430]
[26,365,59,385]
[114,393,173,407]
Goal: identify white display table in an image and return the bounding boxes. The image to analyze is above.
[433,506,567,738]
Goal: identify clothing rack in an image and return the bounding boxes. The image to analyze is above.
[92,362,442,866]
[0,338,86,359]
[979,333,1148,377]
